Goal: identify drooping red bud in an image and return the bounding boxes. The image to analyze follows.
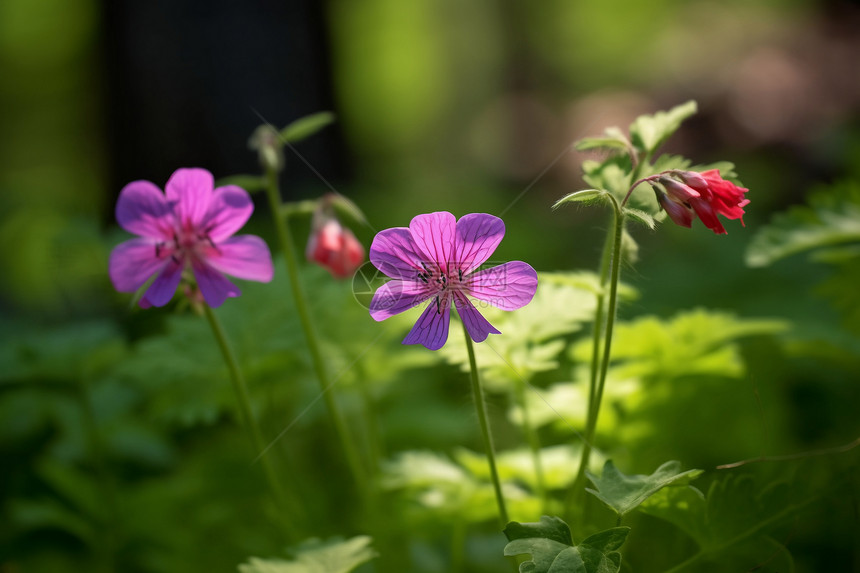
[306,217,365,278]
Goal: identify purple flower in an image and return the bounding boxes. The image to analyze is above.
[369,211,538,350]
[109,168,274,308]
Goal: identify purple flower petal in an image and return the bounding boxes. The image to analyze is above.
[109,238,168,292]
[205,235,274,282]
[453,213,505,275]
[166,168,214,228]
[192,260,241,308]
[454,292,500,343]
[409,212,456,272]
[402,297,451,351]
[115,180,174,239]
[201,185,254,242]
[369,279,429,321]
[467,261,537,310]
[143,259,184,307]
[370,227,426,280]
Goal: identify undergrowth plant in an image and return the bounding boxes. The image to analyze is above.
[3,103,857,573]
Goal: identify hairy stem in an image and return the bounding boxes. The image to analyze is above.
[203,304,300,540]
[263,168,368,496]
[462,321,509,526]
[569,199,625,512]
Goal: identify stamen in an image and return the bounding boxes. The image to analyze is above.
[435,296,441,314]
[418,273,428,284]
[457,269,463,281]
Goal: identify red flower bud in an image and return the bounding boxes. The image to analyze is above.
[306,218,365,279]
[657,170,749,234]
[656,191,693,228]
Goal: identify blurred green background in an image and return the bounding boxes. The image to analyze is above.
[1,0,858,571]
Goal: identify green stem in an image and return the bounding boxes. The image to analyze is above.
[513,375,547,512]
[462,321,509,526]
[263,168,368,495]
[203,304,299,540]
[569,200,625,510]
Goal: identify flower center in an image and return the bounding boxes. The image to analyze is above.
[155,221,218,266]
[416,262,467,313]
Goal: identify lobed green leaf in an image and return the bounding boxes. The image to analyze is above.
[629,100,697,156]
[586,460,703,517]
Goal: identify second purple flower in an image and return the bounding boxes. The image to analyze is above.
[369,211,538,350]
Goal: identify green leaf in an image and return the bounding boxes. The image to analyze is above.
[571,309,789,383]
[586,460,702,517]
[280,111,336,143]
[214,174,267,193]
[575,127,632,155]
[553,189,607,209]
[237,536,376,573]
[629,100,697,155]
[504,517,630,573]
[746,181,860,267]
[622,207,655,230]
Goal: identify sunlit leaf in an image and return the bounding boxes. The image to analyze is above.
[629,100,697,156]
[586,460,702,517]
[237,536,376,573]
[280,112,336,143]
[504,516,629,573]
[571,309,789,383]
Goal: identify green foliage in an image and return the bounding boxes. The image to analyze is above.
[571,308,788,383]
[585,460,702,518]
[280,112,336,143]
[746,181,860,268]
[237,536,377,573]
[629,100,697,156]
[503,516,629,573]
[640,473,816,569]
[746,181,860,334]
[381,449,539,523]
[441,272,636,391]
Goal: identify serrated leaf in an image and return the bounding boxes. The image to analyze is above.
[746,181,860,267]
[586,460,702,517]
[629,100,697,155]
[214,174,267,193]
[280,111,336,143]
[238,536,376,573]
[553,189,607,209]
[504,517,629,573]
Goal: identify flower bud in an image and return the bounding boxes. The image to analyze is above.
[659,176,700,203]
[248,125,284,172]
[306,215,365,279]
[656,191,693,228]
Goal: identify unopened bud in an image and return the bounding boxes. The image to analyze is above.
[248,125,284,172]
